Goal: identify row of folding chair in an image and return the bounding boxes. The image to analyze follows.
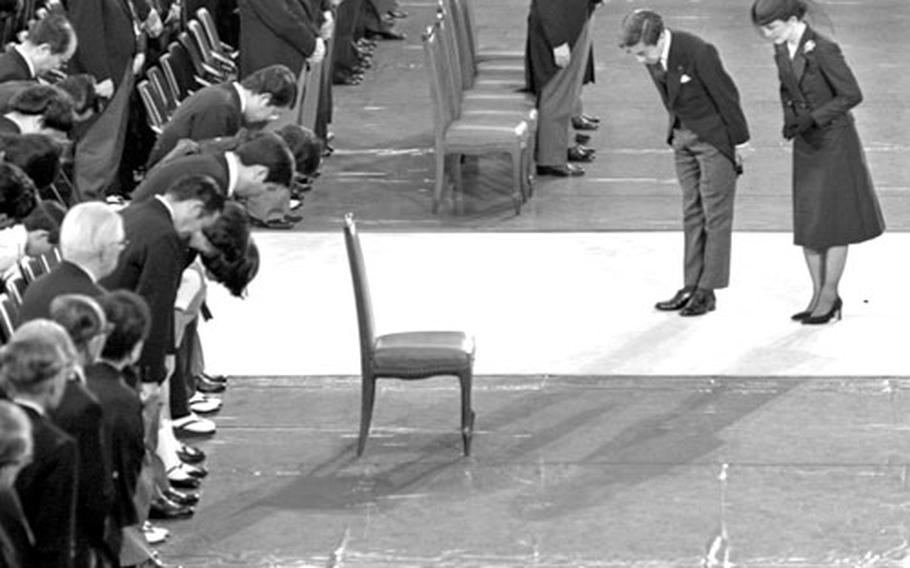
[0,248,63,343]
[422,3,537,215]
[138,8,239,134]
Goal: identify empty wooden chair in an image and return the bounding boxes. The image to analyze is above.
[343,213,476,456]
[187,19,237,78]
[137,80,167,135]
[196,7,239,62]
[148,66,179,118]
[0,294,17,343]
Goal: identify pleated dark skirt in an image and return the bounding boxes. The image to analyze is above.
[792,113,885,249]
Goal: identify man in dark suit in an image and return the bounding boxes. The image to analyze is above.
[1,83,74,140]
[237,0,324,78]
[5,325,79,568]
[100,175,225,391]
[525,0,595,177]
[620,9,750,316]
[146,65,298,166]
[66,0,139,90]
[0,13,77,84]
[19,202,124,322]
[134,131,294,202]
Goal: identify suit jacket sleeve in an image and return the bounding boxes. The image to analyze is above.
[135,234,182,383]
[809,39,862,127]
[244,0,318,57]
[694,42,750,145]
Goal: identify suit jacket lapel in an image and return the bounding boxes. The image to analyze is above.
[790,26,815,84]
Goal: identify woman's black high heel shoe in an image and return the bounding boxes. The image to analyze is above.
[802,297,843,325]
[790,310,811,321]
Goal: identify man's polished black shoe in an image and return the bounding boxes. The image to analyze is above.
[580,113,600,123]
[575,133,591,145]
[365,28,405,40]
[164,489,200,507]
[536,164,585,177]
[567,145,595,162]
[571,116,599,131]
[679,289,716,317]
[196,375,226,394]
[177,443,206,464]
[655,287,694,311]
[168,475,201,490]
[149,497,194,520]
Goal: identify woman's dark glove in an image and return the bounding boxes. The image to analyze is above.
[783,114,815,140]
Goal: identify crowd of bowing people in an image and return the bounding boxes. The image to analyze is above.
[0,0,410,566]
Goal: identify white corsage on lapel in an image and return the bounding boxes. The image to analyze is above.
[680,73,692,84]
[803,40,816,55]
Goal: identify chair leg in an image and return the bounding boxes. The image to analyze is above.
[510,149,522,215]
[433,148,446,214]
[458,369,474,456]
[357,375,377,457]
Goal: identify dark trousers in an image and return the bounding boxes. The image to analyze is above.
[333,0,364,75]
[671,127,737,290]
[168,318,197,420]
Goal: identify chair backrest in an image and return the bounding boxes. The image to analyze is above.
[178,31,221,83]
[18,256,44,285]
[196,7,231,54]
[137,80,167,134]
[343,213,376,373]
[148,66,178,115]
[187,19,217,68]
[422,22,457,139]
[165,42,202,99]
[4,273,25,308]
[39,249,61,273]
[0,294,17,344]
[441,0,475,89]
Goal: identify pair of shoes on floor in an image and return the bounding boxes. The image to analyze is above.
[567,144,595,163]
[143,521,169,545]
[189,392,221,414]
[575,132,591,145]
[364,28,405,41]
[536,163,585,177]
[173,412,216,438]
[654,287,716,316]
[149,496,194,520]
[333,71,364,86]
[167,462,206,490]
[196,373,227,394]
[571,115,599,131]
[177,442,205,464]
[164,488,199,507]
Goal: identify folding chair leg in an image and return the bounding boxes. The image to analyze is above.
[357,376,377,456]
[433,149,446,214]
[510,149,522,215]
[459,369,474,456]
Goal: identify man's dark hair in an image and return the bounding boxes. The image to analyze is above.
[619,9,664,48]
[202,202,250,263]
[99,290,151,361]
[27,13,76,54]
[203,239,260,297]
[8,84,74,133]
[240,64,298,108]
[235,131,294,186]
[0,133,62,188]
[276,124,324,178]
[23,199,66,243]
[49,294,105,351]
[0,162,37,220]
[57,74,99,116]
[166,174,226,215]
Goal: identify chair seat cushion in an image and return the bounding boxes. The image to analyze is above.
[373,331,475,377]
[446,120,529,149]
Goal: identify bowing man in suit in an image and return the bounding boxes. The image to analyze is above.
[19,202,125,322]
[146,65,298,166]
[100,175,225,393]
[620,9,750,316]
[0,14,77,84]
[525,0,595,177]
[750,0,884,324]
[5,323,79,568]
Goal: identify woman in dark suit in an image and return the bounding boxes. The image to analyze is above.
[0,400,34,568]
[751,0,884,324]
